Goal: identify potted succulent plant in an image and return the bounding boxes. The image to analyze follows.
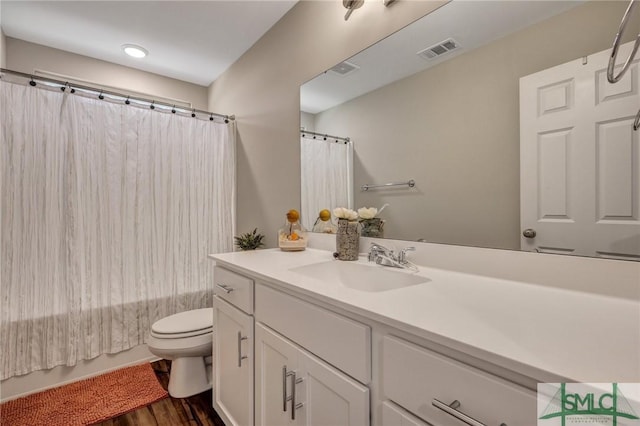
[234,228,265,251]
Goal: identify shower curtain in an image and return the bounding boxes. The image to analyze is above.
[0,80,235,379]
[300,136,352,230]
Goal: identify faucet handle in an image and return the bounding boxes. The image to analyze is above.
[399,246,416,263]
[369,242,390,263]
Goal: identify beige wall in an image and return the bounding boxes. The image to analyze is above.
[311,1,635,250]
[6,38,208,110]
[300,112,315,132]
[208,0,445,247]
[0,30,6,68]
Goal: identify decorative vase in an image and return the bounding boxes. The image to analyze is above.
[360,218,384,238]
[278,221,307,251]
[312,218,338,234]
[279,209,307,251]
[336,219,360,261]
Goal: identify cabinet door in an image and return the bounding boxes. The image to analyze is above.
[255,323,299,426]
[298,350,370,426]
[214,297,254,426]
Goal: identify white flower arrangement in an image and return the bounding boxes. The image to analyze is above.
[357,207,378,219]
[333,207,358,221]
[357,204,388,220]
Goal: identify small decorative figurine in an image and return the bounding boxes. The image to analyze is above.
[312,209,338,234]
[278,209,307,251]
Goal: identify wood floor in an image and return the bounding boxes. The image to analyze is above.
[95,360,226,426]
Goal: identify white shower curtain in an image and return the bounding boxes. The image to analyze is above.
[300,136,352,230]
[0,80,235,379]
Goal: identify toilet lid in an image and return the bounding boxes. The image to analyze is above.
[151,308,213,336]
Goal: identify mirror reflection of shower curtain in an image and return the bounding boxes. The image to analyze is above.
[300,136,353,230]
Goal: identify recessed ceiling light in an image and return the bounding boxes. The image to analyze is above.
[122,44,148,58]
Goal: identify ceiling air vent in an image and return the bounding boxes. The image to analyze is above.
[417,38,460,60]
[328,60,360,77]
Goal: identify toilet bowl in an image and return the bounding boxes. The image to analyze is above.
[147,308,214,398]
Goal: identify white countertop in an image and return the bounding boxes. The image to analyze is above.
[209,248,640,384]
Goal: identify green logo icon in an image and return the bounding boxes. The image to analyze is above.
[539,383,639,426]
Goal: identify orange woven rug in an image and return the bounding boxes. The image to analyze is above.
[0,363,168,426]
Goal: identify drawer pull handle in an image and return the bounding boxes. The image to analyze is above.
[237,331,248,367]
[432,399,507,426]
[283,366,294,412]
[291,371,304,420]
[216,283,234,294]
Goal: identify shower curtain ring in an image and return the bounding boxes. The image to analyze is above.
[191,109,196,118]
[150,101,155,110]
[98,91,104,100]
[29,77,36,87]
[210,114,214,121]
[171,105,176,114]
[125,96,130,105]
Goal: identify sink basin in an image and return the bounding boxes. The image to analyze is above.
[289,261,429,292]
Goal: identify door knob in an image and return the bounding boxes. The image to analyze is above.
[522,228,537,238]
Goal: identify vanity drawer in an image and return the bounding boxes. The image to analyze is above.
[383,335,537,426]
[255,283,371,384]
[214,266,254,314]
[381,401,429,426]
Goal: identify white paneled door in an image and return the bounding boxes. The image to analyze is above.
[520,41,640,260]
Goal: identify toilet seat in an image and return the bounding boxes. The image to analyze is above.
[150,308,213,339]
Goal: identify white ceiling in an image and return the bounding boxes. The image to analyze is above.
[301,1,582,114]
[1,1,298,87]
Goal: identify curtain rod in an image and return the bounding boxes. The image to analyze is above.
[0,68,235,122]
[300,129,350,143]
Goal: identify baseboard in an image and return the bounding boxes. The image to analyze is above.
[0,345,160,402]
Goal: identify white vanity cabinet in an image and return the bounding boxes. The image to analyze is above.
[255,323,369,426]
[213,266,254,426]
[382,335,537,426]
[210,247,638,426]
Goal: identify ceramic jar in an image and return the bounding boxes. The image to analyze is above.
[335,219,360,260]
[359,218,384,238]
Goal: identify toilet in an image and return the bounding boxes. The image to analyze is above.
[147,308,214,398]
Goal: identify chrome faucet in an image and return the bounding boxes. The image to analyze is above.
[368,243,417,271]
[398,246,416,264]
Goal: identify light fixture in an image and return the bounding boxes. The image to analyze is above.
[122,44,148,58]
[343,0,396,21]
[343,0,364,21]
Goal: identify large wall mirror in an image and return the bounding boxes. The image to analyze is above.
[300,0,640,261]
